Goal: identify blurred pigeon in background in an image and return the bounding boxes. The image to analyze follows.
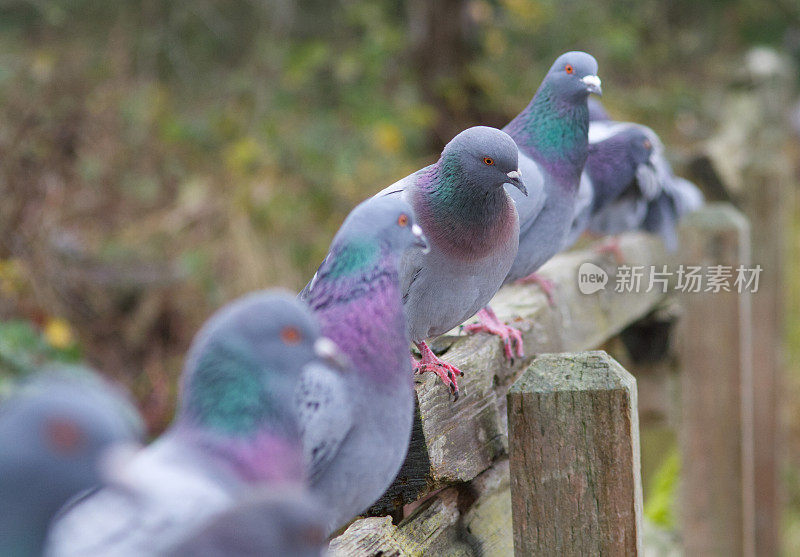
[165,488,326,557]
[299,196,427,533]
[45,291,336,556]
[562,126,659,251]
[565,98,704,254]
[0,367,144,557]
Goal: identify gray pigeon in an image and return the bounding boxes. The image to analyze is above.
[44,291,341,557]
[366,126,527,396]
[0,366,144,557]
[564,98,704,254]
[298,196,428,534]
[501,51,601,287]
[165,488,326,557]
[562,126,659,251]
[468,52,601,350]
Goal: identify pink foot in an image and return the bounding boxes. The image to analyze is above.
[412,341,463,401]
[514,273,556,306]
[463,307,524,361]
[595,237,625,263]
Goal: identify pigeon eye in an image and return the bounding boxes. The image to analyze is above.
[643,139,652,149]
[483,157,495,166]
[44,417,85,455]
[397,214,409,227]
[281,326,302,345]
[565,64,574,74]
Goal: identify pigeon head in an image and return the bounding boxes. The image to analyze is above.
[544,51,602,101]
[332,196,429,265]
[589,128,654,174]
[442,126,526,195]
[504,51,600,178]
[0,368,144,556]
[178,291,340,438]
[621,128,654,166]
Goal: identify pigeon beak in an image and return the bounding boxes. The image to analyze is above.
[314,337,348,368]
[582,75,602,97]
[506,170,527,196]
[411,223,430,254]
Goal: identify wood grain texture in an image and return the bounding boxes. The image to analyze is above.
[676,203,755,556]
[370,233,670,515]
[507,351,643,556]
[331,488,473,557]
[462,460,514,557]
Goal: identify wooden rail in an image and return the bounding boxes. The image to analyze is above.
[328,203,764,557]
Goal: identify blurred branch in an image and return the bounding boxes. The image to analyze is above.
[768,0,800,26]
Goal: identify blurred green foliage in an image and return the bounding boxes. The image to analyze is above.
[644,448,681,529]
[0,319,81,377]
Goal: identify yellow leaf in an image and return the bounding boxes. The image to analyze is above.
[44,318,74,350]
[373,123,404,155]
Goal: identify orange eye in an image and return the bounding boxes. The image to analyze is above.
[565,64,574,74]
[397,213,409,227]
[643,139,652,149]
[281,326,302,345]
[483,157,495,166]
[45,418,85,455]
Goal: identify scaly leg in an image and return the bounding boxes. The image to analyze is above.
[515,273,556,306]
[595,236,625,263]
[463,307,524,361]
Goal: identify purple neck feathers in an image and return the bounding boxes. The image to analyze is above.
[413,162,517,261]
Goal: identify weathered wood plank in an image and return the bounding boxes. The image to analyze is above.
[507,351,643,556]
[331,488,472,557]
[462,459,513,557]
[676,203,755,556]
[370,233,670,514]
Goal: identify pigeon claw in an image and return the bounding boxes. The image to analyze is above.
[515,273,557,306]
[594,237,626,264]
[412,341,463,401]
[464,307,525,361]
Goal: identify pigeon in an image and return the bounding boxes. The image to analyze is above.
[298,195,428,534]
[501,51,601,285]
[45,291,341,557]
[165,488,326,557]
[0,366,144,557]
[467,52,600,348]
[356,125,527,396]
[564,98,704,254]
[562,126,658,251]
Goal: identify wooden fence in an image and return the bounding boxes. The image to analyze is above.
[326,202,769,556]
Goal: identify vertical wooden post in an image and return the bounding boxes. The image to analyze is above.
[677,203,755,556]
[736,52,791,557]
[507,351,643,556]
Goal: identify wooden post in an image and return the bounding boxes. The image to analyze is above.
[507,351,643,556]
[690,49,792,555]
[677,203,755,556]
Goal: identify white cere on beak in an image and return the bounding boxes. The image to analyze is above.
[582,75,602,89]
[412,223,430,254]
[314,337,339,360]
[507,170,521,180]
